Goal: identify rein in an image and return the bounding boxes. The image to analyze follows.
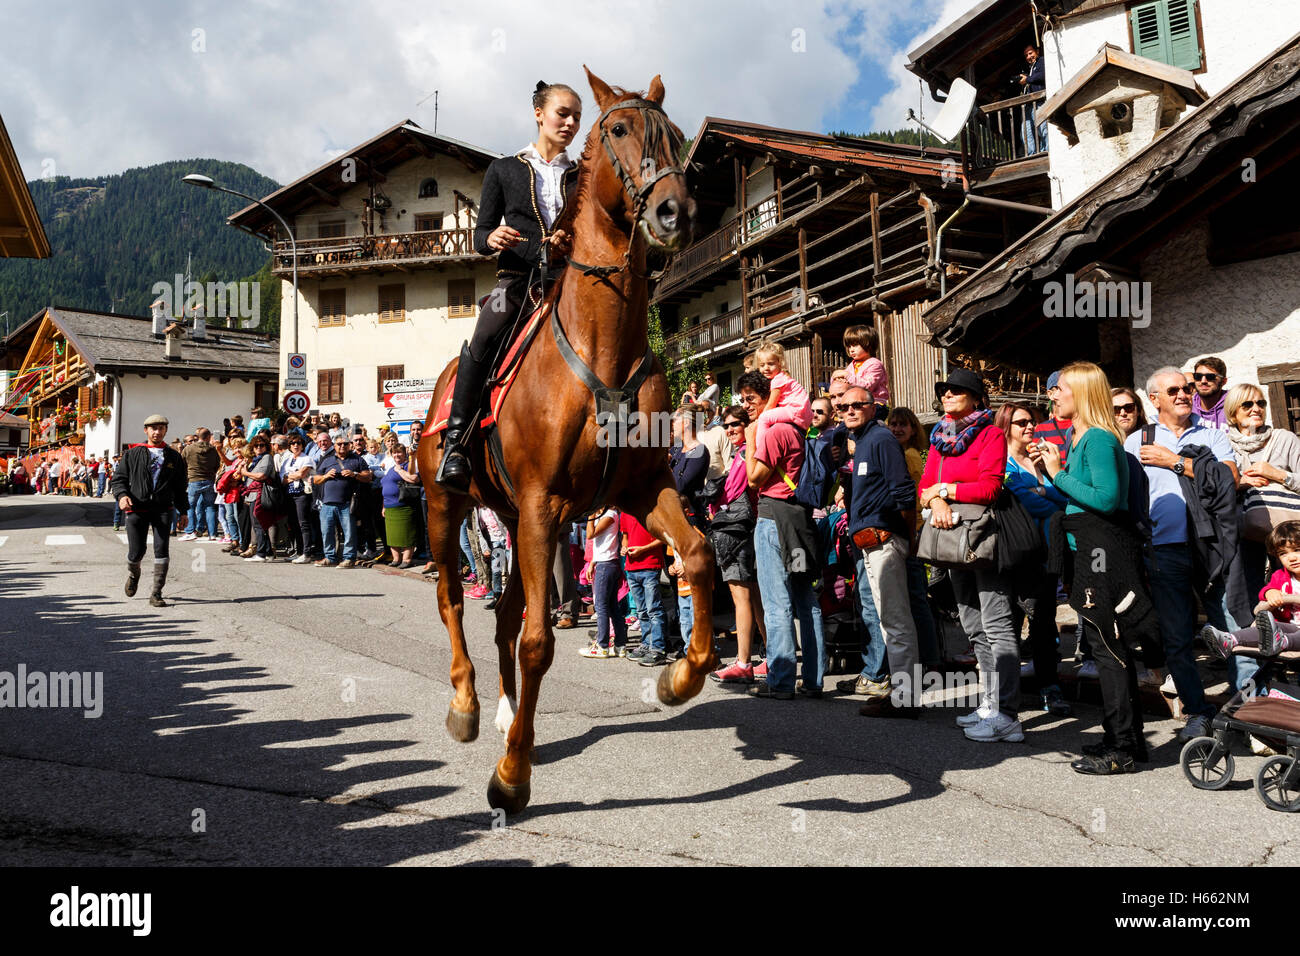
[566,96,685,281]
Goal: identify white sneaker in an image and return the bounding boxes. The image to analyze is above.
[244,555,267,562]
[179,532,198,541]
[955,705,994,728]
[1020,660,1035,678]
[292,555,311,564]
[1160,673,1178,696]
[964,712,1025,742]
[1077,660,1099,680]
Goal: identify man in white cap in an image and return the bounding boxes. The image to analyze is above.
[109,413,189,606]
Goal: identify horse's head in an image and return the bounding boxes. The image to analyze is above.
[582,66,695,253]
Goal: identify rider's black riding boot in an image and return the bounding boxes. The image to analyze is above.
[436,342,490,494]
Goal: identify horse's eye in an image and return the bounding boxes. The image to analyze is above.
[611,123,627,137]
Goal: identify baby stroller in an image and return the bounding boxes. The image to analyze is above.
[1180,646,1300,812]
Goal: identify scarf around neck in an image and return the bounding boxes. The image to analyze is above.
[1228,425,1271,456]
[930,407,994,456]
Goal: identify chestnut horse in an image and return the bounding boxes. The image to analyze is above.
[417,68,717,814]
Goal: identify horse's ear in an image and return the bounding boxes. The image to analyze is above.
[647,75,665,104]
[583,65,615,111]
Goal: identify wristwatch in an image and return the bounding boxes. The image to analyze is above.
[939,482,950,500]
[1172,458,1185,476]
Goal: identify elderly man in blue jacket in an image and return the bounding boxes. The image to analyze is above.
[843,387,922,717]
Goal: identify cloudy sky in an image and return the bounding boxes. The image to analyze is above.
[3,0,980,185]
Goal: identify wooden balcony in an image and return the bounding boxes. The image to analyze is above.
[962,91,1047,170]
[272,228,481,276]
[664,307,744,362]
[654,219,741,299]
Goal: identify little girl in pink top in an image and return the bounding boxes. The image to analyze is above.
[754,341,812,446]
[842,323,890,404]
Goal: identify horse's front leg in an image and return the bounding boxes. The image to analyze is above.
[623,474,717,706]
[426,488,478,741]
[486,499,558,814]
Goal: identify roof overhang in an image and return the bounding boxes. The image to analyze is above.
[228,120,502,240]
[0,113,50,259]
[922,31,1300,371]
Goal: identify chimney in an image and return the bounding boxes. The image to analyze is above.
[163,322,184,362]
[192,303,207,341]
[150,298,169,339]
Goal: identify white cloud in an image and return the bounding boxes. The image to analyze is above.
[3,0,984,183]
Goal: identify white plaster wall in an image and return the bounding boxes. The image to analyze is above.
[676,279,743,326]
[1130,220,1300,411]
[90,374,268,457]
[1044,1,1300,207]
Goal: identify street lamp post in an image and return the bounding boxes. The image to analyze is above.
[182,173,300,360]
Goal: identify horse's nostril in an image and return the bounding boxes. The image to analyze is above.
[656,198,680,229]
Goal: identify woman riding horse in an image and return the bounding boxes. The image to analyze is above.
[437,81,583,493]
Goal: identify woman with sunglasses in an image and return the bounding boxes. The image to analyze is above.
[996,401,1073,717]
[1110,387,1148,437]
[709,406,769,684]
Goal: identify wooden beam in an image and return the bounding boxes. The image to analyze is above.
[306,183,339,207]
[869,191,883,278]
[797,228,808,305]
[0,225,29,239]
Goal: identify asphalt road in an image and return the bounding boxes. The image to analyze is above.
[1,494,1296,866]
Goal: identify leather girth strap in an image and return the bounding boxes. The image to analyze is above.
[549,307,655,513]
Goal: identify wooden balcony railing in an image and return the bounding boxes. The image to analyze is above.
[273,228,478,273]
[962,90,1047,169]
[655,219,741,297]
[665,307,744,361]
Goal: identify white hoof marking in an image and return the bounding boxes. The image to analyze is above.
[495,694,517,735]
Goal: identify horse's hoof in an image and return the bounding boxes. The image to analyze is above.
[487,769,531,815]
[445,706,480,743]
[657,658,699,706]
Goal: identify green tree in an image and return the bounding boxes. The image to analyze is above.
[647,304,705,404]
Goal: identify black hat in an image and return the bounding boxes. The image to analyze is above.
[934,368,986,404]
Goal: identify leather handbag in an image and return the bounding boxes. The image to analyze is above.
[852,526,894,550]
[915,458,998,569]
[1242,484,1300,542]
[398,479,423,506]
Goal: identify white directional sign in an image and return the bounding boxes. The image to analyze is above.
[383,377,437,393]
[386,406,427,422]
[285,352,308,389]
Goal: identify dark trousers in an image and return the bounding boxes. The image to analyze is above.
[369,487,387,551]
[1014,568,1064,687]
[551,522,580,620]
[125,509,172,565]
[469,276,527,363]
[237,501,252,551]
[293,494,320,556]
[1084,610,1148,752]
[593,559,626,649]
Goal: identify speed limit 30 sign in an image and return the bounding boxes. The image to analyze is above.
[282,390,310,415]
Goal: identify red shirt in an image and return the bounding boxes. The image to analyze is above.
[755,421,804,500]
[919,423,1007,506]
[620,513,664,571]
[1033,417,1072,466]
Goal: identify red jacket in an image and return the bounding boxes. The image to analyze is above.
[920,422,1007,506]
[1260,568,1299,622]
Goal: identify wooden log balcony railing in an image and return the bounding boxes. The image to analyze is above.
[962,90,1047,170]
[654,218,741,298]
[272,228,478,274]
[664,307,744,361]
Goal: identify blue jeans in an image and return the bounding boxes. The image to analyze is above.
[224,501,243,548]
[459,519,476,573]
[592,559,626,649]
[626,568,667,652]
[677,591,693,645]
[96,473,107,497]
[1022,117,1048,154]
[754,516,825,693]
[489,542,507,597]
[113,500,124,527]
[187,480,217,537]
[854,556,888,682]
[1149,544,1244,716]
[320,503,355,563]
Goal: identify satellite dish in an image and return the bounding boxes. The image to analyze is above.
[907,77,978,144]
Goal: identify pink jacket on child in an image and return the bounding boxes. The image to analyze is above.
[1260,568,1300,622]
[845,357,890,404]
[758,372,813,430]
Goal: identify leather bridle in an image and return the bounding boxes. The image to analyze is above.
[567,96,687,280]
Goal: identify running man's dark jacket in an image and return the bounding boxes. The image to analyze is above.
[109,444,189,513]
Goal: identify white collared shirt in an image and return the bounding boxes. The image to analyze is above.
[518,143,572,229]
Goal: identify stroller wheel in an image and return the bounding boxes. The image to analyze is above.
[1180,736,1235,790]
[1255,756,1300,812]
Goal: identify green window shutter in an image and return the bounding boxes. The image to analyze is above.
[1131,1,1169,63]
[1166,0,1202,71]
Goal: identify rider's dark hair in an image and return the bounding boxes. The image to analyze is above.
[533,80,581,113]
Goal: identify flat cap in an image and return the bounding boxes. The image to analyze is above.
[143,414,169,426]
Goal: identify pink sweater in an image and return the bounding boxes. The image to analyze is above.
[919,422,1007,506]
[1260,568,1300,622]
[845,357,890,404]
[757,372,813,430]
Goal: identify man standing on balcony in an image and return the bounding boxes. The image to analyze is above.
[1017,44,1048,155]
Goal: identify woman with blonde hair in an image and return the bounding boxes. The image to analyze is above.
[1033,361,1162,774]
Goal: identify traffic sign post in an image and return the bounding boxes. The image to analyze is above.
[282,390,310,415]
[285,352,308,390]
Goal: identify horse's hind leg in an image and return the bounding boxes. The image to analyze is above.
[493,560,524,735]
[623,475,717,706]
[487,500,557,814]
[426,488,478,741]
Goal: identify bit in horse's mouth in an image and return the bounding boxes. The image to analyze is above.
[639,219,687,252]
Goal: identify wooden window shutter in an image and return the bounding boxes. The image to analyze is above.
[318,369,344,404]
[378,284,406,324]
[78,386,92,412]
[1130,1,1166,62]
[319,289,346,327]
[448,278,476,319]
[377,364,405,400]
[1166,0,1201,71]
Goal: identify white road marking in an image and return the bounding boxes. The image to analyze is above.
[0,536,7,548]
[45,535,86,546]
[118,535,129,545]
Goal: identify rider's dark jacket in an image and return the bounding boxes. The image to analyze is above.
[474,154,580,277]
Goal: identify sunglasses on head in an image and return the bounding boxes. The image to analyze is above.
[1241,399,1267,411]
[841,401,871,412]
[1193,372,1219,382]
[1163,384,1194,397]
[1113,402,1136,415]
